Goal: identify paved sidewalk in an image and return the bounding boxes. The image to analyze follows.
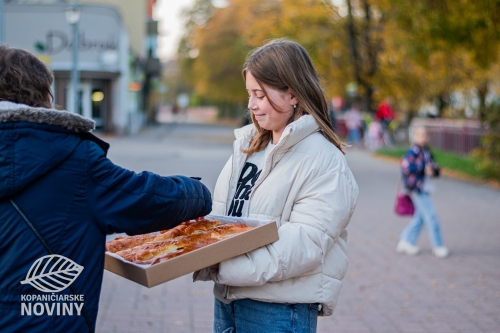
[96,124,500,333]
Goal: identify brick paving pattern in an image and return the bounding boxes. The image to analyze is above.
[96,124,500,333]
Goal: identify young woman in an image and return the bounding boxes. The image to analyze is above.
[194,39,359,333]
[397,126,449,258]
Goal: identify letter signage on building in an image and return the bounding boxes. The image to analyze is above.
[5,4,125,72]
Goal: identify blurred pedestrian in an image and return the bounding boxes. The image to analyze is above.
[397,126,449,258]
[367,119,383,151]
[194,39,358,333]
[375,98,395,127]
[0,46,212,333]
[172,102,179,115]
[376,98,395,145]
[344,103,364,148]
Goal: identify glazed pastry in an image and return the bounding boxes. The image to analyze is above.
[106,220,253,265]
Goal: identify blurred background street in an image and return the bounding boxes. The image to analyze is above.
[2,0,500,332]
[96,123,500,333]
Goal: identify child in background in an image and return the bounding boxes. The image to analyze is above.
[397,127,449,258]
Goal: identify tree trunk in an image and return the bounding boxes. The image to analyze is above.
[362,0,377,77]
[346,0,377,113]
[477,82,488,123]
[346,0,362,86]
[361,0,377,113]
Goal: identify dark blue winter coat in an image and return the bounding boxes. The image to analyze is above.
[0,102,212,332]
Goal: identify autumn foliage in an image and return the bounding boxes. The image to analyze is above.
[177,0,500,121]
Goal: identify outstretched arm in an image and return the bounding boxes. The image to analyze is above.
[86,142,212,235]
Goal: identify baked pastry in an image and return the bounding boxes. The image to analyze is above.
[106,219,222,253]
[105,232,158,253]
[115,223,252,262]
[106,219,253,265]
[116,232,214,262]
[210,223,251,236]
[154,219,221,241]
[135,238,220,265]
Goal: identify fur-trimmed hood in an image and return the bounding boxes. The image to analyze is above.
[0,101,95,199]
[0,101,95,132]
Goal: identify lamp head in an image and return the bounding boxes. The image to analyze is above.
[65,6,81,25]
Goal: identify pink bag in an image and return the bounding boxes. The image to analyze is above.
[395,193,415,216]
[395,182,415,216]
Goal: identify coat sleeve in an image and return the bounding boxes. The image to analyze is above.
[85,142,212,235]
[213,169,358,287]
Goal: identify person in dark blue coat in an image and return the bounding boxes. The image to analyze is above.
[0,45,212,332]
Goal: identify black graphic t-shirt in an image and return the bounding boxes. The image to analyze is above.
[228,142,275,217]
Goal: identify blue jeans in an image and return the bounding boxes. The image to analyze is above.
[348,128,361,146]
[400,192,444,247]
[214,298,319,333]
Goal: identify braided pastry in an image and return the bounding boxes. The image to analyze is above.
[106,219,253,265]
[106,219,222,253]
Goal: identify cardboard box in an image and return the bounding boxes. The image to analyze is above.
[104,215,278,287]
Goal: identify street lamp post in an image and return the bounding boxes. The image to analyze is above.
[65,1,81,114]
[0,0,5,45]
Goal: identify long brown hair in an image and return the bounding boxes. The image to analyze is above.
[242,38,345,155]
[0,45,54,108]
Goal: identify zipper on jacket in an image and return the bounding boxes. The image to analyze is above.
[253,132,289,190]
[245,137,287,216]
[225,140,240,213]
[223,284,230,299]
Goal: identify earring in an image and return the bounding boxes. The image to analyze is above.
[294,104,297,109]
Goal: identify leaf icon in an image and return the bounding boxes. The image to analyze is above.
[20,255,84,293]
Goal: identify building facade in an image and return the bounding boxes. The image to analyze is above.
[4,0,160,134]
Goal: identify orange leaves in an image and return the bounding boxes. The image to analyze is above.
[182,0,348,102]
[178,0,500,115]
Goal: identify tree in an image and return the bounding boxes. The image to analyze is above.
[177,0,500,122]
[178,0,346,116]
[177,0,216,94]
[377,0,500,120]
[181,0,354,113]
[343,0,381,112]
[241,0,351,98]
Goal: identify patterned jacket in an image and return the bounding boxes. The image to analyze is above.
[401,144,440,193]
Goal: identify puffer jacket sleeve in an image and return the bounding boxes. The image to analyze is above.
[214,169,358,287]
[85,142,212,235]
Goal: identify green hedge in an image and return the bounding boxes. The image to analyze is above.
[376,147,488,180]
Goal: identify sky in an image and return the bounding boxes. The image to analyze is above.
[154,0,195,61]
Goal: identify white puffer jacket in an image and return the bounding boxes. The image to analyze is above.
[195,115,358,316]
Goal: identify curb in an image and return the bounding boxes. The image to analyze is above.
[373,154,500,190]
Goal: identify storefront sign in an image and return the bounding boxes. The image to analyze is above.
[5,4,126,71]
[41,30,118,55]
